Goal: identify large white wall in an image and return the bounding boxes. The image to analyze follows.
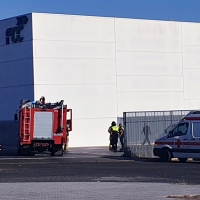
[32,13,117,147]
[30,13,200,147]
[182,22,200,109]
[115,19,184,114]
[0,14,34,120]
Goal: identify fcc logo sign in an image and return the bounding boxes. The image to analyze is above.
[5,15,28,45]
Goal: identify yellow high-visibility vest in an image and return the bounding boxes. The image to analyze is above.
[112,126,119,132]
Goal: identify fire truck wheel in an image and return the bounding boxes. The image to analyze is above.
[17,143,21,156]
[178,158,188,163]
[160,148,171,162]
[56,149,64,156]
[51,150,55,156]
[18,147,30,156]
[18,145,24,156]
[18,148,21,156]
[59,149,64,156]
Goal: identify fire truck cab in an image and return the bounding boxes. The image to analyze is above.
[15,99,72,156]
[153,111,200,162]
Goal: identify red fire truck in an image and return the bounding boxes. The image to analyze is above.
[15,99,72,156]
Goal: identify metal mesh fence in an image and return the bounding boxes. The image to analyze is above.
[123,110,191,157]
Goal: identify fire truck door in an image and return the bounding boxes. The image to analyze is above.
[189,122,200,159]
[170,122,189,158]
[34,112,53,139]
[67,109,72,131]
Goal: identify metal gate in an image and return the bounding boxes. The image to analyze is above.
[123,110,191,157]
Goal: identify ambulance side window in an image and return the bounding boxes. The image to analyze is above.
[171,123,188,137]
[192,122,200,138]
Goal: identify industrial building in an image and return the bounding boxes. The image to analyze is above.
[0,13,200,147]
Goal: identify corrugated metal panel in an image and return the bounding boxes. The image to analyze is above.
[123,110,191,157]
[34,112,53,139]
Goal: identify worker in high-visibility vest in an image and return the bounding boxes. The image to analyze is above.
[110,121,119,152]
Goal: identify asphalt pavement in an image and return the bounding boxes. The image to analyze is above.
[0,147,200,199]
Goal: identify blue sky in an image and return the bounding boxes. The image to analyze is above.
[0,0,200,22]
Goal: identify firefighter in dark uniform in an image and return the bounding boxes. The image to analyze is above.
[39,96,45,104]
[110,121,119,152]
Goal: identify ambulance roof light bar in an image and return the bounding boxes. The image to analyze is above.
[183,110,200,121]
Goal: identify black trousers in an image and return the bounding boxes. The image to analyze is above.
[109,135,113,147]
[120,135,124,149]
[112,133,118,151]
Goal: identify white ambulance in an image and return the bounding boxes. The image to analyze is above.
[153,111,200,162]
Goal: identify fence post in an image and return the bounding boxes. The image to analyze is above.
[123,112,127,150]
[123,112,131,157]
[121,109,191,158]
[170,111,173,126]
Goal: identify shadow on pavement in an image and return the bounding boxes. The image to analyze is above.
[101,154,160,162]
[102,154,200,164]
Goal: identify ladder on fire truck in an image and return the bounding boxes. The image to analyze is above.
[22,106,31,142]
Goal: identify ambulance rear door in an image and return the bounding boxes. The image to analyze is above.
[189,121,200,159]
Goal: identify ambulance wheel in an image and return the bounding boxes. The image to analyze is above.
[178,158,188,163]
[160,149,171,162]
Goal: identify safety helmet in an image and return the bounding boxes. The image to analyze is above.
[111,121,116,126]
